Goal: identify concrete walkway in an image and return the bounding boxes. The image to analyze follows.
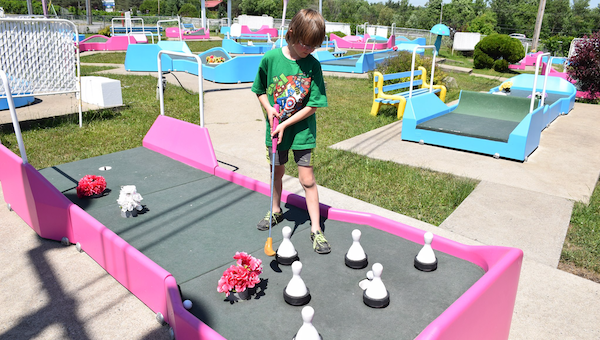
[2,66,600,339]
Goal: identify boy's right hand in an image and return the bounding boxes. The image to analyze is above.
[267,105,281,128]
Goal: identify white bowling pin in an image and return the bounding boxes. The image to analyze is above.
[346,229,366,261]
[365,263,387,300]
[286,261,308,297]
[294,306,321,340]
[278,226,298,258]
[416,232,436,264]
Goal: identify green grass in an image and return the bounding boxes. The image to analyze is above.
[186,40,223,53]
[81,65,119,74]
[444,72,503,103]
[560,182,600,283]
[80,52,126,64]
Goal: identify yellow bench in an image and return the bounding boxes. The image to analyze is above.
[371,66,447,119]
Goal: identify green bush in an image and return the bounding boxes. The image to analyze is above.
[98,26,111,37]
[542,35,574,57]
[374,51,447,86]
[329,31,346,38]
[493,59,509,72]
[178,3,198,18]
[473,34,525,70]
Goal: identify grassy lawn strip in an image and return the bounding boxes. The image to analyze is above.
[560,181,600,283]
[81,65,119,74]
[80,52,126,64]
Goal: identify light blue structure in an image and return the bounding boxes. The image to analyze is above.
[489,74,576,128]
[402,92,545,161]
[1,95,34,110]
[124,42,262,83]
[313,37,426,74]
[222,38,275,54]
[402,73,576,161]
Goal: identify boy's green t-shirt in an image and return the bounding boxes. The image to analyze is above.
[251,48,328,150]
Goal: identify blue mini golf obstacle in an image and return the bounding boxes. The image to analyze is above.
[125,42,262,83]
[314,37,425,74]
[401,51,577,161]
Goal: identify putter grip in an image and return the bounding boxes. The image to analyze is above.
[272,104,280,154]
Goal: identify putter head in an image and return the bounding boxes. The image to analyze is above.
[264,237,276,256]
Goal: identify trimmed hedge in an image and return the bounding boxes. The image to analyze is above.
[474,34,525,72]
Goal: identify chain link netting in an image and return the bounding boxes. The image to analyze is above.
[0,19,78,98]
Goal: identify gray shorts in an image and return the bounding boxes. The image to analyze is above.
[266,147,313,167]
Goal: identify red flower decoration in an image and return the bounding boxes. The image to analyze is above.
[76,175,107,198]
[217,252,262,296]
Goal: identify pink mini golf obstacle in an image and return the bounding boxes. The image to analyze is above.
[330,33,395,50]
[79,34,146,52]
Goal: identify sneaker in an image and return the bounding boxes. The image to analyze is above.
[311,230,331,254]
[256,211,284,231]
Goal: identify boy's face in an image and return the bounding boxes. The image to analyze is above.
[290,41,318,59]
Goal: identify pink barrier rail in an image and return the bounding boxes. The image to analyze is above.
[330,33,395,50]
[166,27,210,40]
[241,25,278,37]
[79,35,142,52]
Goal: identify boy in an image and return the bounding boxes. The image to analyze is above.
[251,9,330,254]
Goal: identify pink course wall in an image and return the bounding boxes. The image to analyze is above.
[0,144,73,242]
[79,35,139,52]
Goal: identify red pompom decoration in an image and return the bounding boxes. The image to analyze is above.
[76,175,107,198]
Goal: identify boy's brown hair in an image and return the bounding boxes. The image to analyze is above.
[285,9,326,48]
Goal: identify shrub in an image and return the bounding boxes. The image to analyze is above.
[374,51,447,86]
[567,31,600,98]
[98,26,111,37]
[473,34,525,70]
[493,59,509,72]
[178,3,198,18]
[328,31,346,38]
[543,35,574,57]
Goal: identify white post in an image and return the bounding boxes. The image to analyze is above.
[530,52,550,112]
[201,0,206,29]
[0,70,28,163]
[156,51,205,127]
[410,45,437,98]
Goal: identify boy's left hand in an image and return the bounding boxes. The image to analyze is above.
[271,123,285,144]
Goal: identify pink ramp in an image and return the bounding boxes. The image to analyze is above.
[241,25,278,37]
[79,35,140,52]
[330,33,395,50]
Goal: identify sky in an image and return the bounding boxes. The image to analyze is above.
[367,0,600,9]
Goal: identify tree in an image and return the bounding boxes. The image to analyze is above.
[178,2,197,17]
[443,0,476,31]
[392,0,414,28]
[567,31,600,98]
[238,0,279,17]
[490,0,537,36]
[567,0,593,36]
[377,5,395,26]
[139,0,158,14]
[542,0,571,37]
[467,11,497,35]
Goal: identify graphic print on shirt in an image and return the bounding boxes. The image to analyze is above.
[267,72,312,121]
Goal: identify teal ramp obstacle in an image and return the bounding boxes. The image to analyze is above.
[401,91,545,161]
[125,43,261,83]
[125,41,192,72]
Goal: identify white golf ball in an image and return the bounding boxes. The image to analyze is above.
[183,300,192,310]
